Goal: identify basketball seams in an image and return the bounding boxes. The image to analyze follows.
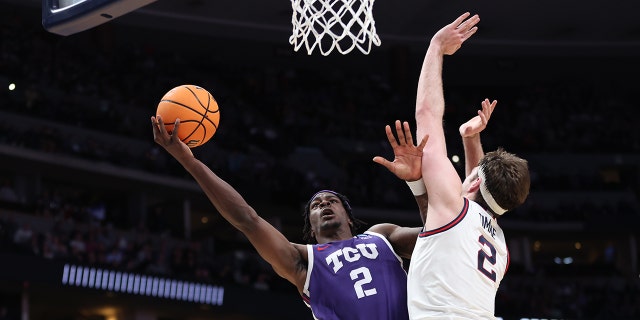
[190,88,218,143]
[201,91,220,134]
[159,100,213,117]
[157,84,220,148]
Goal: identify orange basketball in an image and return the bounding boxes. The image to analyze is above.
[156,84,220,148]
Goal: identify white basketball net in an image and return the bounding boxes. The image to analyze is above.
[289,0,381,56]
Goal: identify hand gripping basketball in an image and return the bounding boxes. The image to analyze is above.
[156,84,220,148]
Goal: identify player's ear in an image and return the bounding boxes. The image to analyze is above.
[468,177,482,194]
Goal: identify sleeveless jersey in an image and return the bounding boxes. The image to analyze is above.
[302,231,409,320]
[407,198,509,319]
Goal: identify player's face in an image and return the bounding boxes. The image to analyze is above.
[308,192,351,234]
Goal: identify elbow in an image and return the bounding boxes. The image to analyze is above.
[415,108,442,139]
[415,104,440,125]
[232,206,262,233]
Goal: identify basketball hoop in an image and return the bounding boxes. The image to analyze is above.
[289,0,381,56]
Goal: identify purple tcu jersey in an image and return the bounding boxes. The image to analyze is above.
[301,231,409,320]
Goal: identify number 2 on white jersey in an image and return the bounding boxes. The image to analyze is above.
[477,235,497,281]
[350,267,377,298]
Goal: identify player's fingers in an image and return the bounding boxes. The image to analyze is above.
[483,98,495,114]
[402,121,414,145]
[151,116,161,138]
[483,99,497,120]
[453,12,471,29]
[489,99,498,113]
[417,134,429,152]
[395,120,407,145]
[155,115,169,135]
[481,100,490,116]
[457,13,479,33]
[171,119,181,139]
[372,156,394,172]
[384,125,399,148]
[478,110,488,125]
[464,26,478,40]
[466,14,480,29]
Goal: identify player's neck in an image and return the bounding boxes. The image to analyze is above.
[316,229,353,244]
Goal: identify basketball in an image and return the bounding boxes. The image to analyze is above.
[156,84,220,148]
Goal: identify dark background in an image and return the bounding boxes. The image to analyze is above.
[0,0,638,319]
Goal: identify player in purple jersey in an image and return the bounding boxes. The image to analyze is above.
[301,213,412,319]
[152,116,428,319]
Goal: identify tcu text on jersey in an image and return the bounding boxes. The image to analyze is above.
[325,243,379,273]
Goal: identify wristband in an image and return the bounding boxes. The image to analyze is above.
[406,178,426,196]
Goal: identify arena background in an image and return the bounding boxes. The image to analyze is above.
[0,0,638,319]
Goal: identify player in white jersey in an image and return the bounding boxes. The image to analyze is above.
[408,12,531,319]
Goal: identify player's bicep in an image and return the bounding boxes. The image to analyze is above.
[388,226,421,259]
[416,116,447,156]
[369,224,420,259]
[417,114,463,221]
[421,151,464,219]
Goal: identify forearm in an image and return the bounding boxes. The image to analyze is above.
[174,154,305,286]
[462,135,484,177]
[406,179,429,225]
[177,155,257,231]
[415,193,429,225]
[415,44,445,138]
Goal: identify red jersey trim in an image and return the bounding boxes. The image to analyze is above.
[418,198,469,237]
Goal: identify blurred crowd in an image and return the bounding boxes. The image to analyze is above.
[0,191,282,292]
[1,5,639,319]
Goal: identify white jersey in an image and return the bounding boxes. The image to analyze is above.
[407,198,509,320]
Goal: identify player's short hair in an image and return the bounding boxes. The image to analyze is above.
[302,190,365,244]
[478,148,530,214]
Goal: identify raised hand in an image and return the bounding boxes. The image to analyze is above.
[459,98,497,138]
[431,12,480,56]
[151,115,193,159]
[373,120,428,181]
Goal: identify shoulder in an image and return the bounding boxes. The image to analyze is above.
[367,223,421,238]
[366,223,400,238]
[366,224,421,259]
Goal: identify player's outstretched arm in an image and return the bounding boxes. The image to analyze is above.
[459,98,497,177]
[369,120,426,258]
[415,12,480,227]
[151,115,307,289]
